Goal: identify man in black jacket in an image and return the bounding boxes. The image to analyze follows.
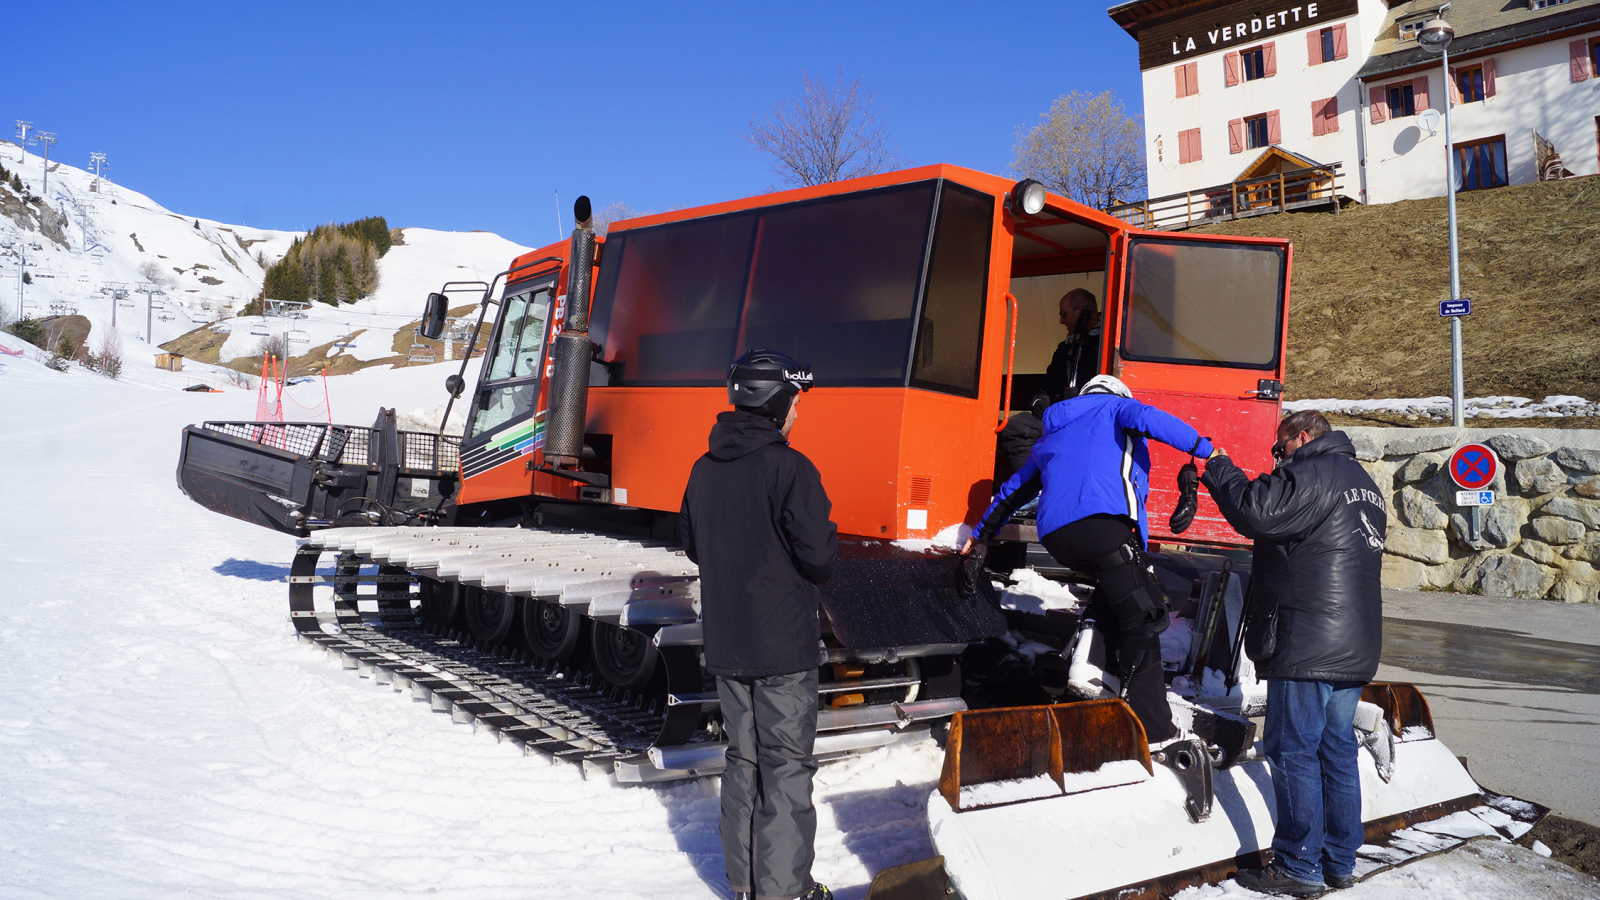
[1200,411,1385,897]
[680,349,839,900]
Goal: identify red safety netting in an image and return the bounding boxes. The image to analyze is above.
[255,354,333,432]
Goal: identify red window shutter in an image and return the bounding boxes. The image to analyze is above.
[1188,63,1199,96]
[1413,76,1430,113]
[1333,23,1348,60]
[1323,96,1339,133]
[1369,86,1388,123]
[1266,109,1282,144]
[1264,42,1277,77]
[1484,58,1497,97]
[1445,69,1460,106]
[1308,30,1323,66]
[1311,100,1325,136]
[1224,51,1240,87]
[1175,66,1186,98]
[1229,118,1245,154]
[1573,40,1590,83]
[1179,128,1200,164]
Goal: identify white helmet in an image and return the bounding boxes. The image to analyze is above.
[1079,374,1133,399]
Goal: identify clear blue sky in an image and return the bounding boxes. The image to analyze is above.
[12,1,1143,248]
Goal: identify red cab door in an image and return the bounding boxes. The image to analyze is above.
[1106,230,1292,548]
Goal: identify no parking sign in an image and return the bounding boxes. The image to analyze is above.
[1449,443,1499,506]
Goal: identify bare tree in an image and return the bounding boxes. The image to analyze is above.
[138,260,170,285]
[593,201,650,236]
[1012,90,1147,210]
[744,72,902,188]
[253,332,290,364]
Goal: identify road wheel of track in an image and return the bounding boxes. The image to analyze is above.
[591,622,659,692]
[464,586,516,646]
[419,579,463,629]
[522,598,582,662]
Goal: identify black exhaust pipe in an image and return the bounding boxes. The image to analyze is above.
[544,196,596,469]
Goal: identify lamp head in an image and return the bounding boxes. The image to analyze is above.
[1008,179,1047,217]
[1418,18,1454,54]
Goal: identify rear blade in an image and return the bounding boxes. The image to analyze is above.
[923,685,1543,900]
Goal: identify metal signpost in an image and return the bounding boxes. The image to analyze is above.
[1449,443,1499,541]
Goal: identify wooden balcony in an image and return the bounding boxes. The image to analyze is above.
[1108,161,1344,231]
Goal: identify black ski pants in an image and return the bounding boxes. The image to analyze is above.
[1042,514,1177,743]
[717,668,820,900]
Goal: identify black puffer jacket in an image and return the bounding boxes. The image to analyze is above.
[680,411,840,677]
[1200,431,1386,682]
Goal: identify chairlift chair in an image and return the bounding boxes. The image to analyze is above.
[250,325,269,337]
[288,329,309,343]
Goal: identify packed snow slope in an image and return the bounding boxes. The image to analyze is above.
[0,139,529,370]
[2,340,1596,900]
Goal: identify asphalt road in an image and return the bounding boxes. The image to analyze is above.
[1376,589,1600,827]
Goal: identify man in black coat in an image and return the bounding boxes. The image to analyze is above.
[1043,288,1101,401]
[680,349,839,900]
[1200,411,1385,897]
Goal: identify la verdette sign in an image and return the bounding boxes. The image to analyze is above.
[1135,0,1359,69]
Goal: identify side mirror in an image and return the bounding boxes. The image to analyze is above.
[445,374,465,398]
[419,292,448,340]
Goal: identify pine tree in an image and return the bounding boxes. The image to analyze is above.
[318,260,337,305]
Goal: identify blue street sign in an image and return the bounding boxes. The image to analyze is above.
[1440,299,1472,317]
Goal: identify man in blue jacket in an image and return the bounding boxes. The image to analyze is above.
[962,374,1210,744]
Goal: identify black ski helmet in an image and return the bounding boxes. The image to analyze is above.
[727,349,813,416]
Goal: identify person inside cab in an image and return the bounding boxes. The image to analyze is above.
[1044,288,1101,401]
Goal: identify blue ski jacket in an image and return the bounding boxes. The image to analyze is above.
[975,394,1212,547]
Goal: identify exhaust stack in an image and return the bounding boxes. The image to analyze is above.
[545,196,596,469]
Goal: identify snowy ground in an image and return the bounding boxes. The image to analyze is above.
[1,346,1595,899]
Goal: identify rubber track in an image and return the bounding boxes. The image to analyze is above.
[292,551,697,771]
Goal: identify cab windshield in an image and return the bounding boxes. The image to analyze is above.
[469,284,553,440]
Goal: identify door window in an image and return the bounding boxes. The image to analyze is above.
[470,285,553,440]
[1122,237,1285,370]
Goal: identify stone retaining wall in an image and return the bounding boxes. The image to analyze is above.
[1346,427,1600,603]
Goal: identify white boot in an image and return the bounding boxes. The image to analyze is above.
[1065,618,1121,700]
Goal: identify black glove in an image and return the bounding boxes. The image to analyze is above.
[955,541,989,599]
[1169,460,1200,534]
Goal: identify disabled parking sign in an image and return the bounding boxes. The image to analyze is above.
[1448,443,1499,491]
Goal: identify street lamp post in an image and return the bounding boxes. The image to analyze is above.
[1419,17,1464,428]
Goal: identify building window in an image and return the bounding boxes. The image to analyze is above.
[1242,47,1266,80]
[1388,82,1417,118]
[1225,44,1276,85]
[1398,18,1428,41]
[1530,0,1572,9]
[1457,65,1485,103]
[1245,115,1270,149]
[1311,97,1340,136]
[1308,25,1348,65]
[1593,38,1600,77]
[1178,128,1202,164]
[1175,62,1199,99]
[1455,136,1508,191]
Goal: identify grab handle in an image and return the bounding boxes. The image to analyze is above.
[995,292,1018,434]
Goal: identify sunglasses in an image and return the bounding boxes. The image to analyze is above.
[1271,437,1290,460]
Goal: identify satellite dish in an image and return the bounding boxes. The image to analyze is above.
[1417,109,1441,135]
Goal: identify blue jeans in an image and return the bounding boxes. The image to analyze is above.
[1264,678,1365,885]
